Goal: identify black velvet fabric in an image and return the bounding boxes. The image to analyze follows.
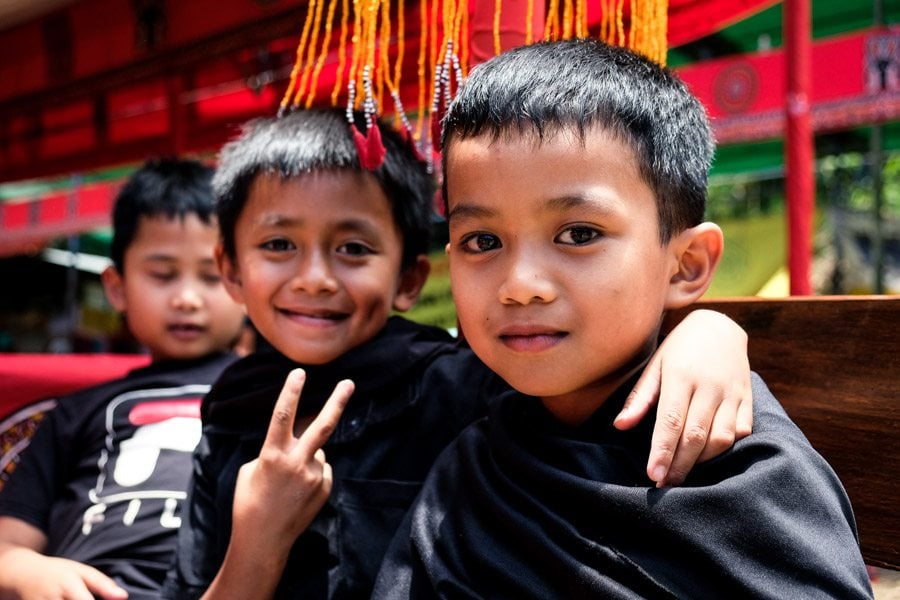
[374,374,873,599]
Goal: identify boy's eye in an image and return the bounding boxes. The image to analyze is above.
[261,238,295,252]
[555,226,601,246]
[201,272,222,285]
[337,242,374,257]
[149,271,176,282]
[460,233,501,253]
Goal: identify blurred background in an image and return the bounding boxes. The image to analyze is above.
[0,0,898,353]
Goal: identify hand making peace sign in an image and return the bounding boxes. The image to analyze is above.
[205,369,354,600]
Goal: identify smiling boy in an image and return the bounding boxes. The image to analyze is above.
[372,39,873,598]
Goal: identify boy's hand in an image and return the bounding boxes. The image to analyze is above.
[207,370,355,600]
[613,309,752,487]
[232,369,354,548]
[0,547,128,600]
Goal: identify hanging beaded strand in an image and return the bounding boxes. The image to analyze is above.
[292,0,327,108]
[493,0,502,56]
[413,0,428,145]
[331,0,351,105]
[304,0,341,108]
[278,0,320,116]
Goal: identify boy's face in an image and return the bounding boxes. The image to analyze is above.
[446,128,683,425]
[217,171,426,365]
[103,214,246,362]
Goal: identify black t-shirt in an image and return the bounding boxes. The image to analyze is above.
[0,352,237,599]
[372,373,873,599]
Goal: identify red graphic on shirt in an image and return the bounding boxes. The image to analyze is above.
[128,398,201,425]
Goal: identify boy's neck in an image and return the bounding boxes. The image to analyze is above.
[538,345,656,428]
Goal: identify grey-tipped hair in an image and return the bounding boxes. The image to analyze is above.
[214,108,434,268]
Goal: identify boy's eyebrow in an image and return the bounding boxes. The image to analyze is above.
[140,254,217,265]
[337,217,383,237]
[448,194,620,221]
[545,194,621,214]
[546,195,587,211]
[447,203,496,222]
[257,215,381,236]
[141,253,178,263]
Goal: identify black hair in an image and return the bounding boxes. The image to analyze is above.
[214,108,434,269]
[442,38,714,243]
[109,157,216,271]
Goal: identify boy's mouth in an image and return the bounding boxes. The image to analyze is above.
[168,323,205,338]
[280,307,348,323]
[497,325,567,353]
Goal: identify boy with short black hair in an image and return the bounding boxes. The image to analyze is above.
[373,38,873,598]
[0,157,247,600]
[164,108,754,599]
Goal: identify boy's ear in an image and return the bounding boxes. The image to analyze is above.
[215,243,246,305]
[392,254,431,312]
[101,265,128,313]
[665,222,724,309]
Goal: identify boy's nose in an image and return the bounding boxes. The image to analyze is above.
[172,285,203,311]
[292,250,339,294]
[498,251,557,306]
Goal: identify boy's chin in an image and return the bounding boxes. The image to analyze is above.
[494,370,570,399]
[282,349,345,365]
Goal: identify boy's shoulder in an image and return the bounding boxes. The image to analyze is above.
[0,351,236,487]
[50,351,236,418]
[436,371,821,489]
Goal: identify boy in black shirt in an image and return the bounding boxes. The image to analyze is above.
[373,39,873,598]
[0,158,247,599]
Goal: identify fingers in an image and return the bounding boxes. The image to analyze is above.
[649,382,747,486]
[264,369,307,449]
[75,562,129,600]
[298,379,355,457]
[645,379,689,485]
[697,399,738,463]
[321,458,334,498]
[614,354,661,430]
[735,383,754,439]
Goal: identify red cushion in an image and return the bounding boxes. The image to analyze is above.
[0,353,151,418]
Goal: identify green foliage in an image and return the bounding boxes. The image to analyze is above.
[400,252,457,330]
[818,152,900,214]
[706,212,787,297]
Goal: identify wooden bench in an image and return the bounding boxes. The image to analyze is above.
[669,295,900,571]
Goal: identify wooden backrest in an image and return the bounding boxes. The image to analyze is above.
[668,295,900,570]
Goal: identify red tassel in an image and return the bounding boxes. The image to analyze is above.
[351,121,386,171]
[365,122,386,169]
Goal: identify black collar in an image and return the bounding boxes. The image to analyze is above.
[202,317,458,437]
